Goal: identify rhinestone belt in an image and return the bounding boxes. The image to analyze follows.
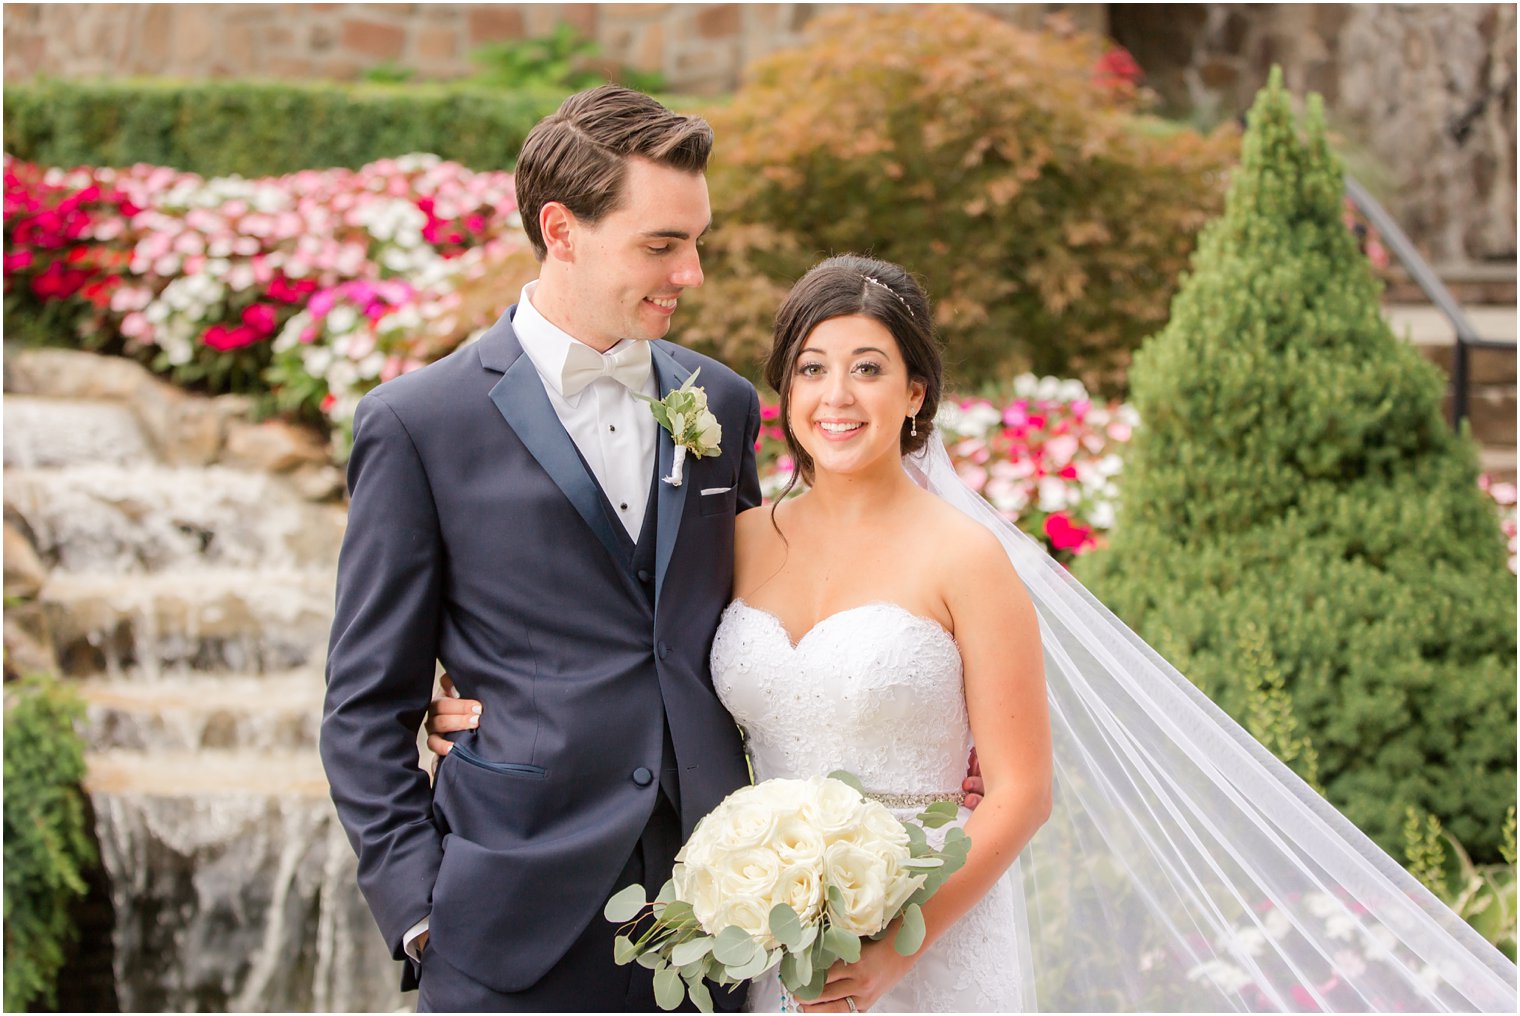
[863,789,967,809]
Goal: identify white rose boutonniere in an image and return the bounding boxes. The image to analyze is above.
[639,368,722,487]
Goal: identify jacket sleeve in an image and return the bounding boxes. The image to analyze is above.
[320,392,446,960]
[737,384,763,513]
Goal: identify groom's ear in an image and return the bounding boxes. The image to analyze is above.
[540,201,577,262]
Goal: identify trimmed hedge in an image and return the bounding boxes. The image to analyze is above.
[3,79,568,175]
[1078,71,1517,863]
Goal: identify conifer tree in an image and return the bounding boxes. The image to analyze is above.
[1079,69,1516,861]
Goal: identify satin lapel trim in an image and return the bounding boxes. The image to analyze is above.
[488,354,629,571]
[651,343,691,606]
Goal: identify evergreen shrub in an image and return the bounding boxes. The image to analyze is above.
[3,79,565,176]
[1078,70,1517,861]
[3,675,95,1011]
[676,5,1238,392]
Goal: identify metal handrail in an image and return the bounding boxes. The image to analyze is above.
[1343,175,1516,428]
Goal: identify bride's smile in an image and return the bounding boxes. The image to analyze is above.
[789,314,924,481]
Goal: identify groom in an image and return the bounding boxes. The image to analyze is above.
[320,85,758,1010]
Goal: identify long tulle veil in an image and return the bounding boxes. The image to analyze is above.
[904,434,1517,1012]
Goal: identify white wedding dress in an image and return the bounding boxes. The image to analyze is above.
[711,599,1034,1013]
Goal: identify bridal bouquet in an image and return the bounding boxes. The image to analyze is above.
[604,772,970,1011]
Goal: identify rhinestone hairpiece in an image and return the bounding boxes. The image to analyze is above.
[862,274,914,318]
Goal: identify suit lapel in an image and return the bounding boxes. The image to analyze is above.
[483,312,629,571]
[650,343,691,607]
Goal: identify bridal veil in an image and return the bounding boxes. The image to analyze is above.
[904,435,1517,1012]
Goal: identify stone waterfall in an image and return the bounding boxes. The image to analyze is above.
[3,348,405,1011]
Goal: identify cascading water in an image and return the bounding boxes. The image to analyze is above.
[4,351,405,1011]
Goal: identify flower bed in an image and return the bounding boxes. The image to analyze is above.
[3,153,537,445]
[755,376,1136,564]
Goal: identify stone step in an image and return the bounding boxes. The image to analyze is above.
[1480,448,1517,484]
[1384,302,1516,343]
[79,671,325,753]
[5,464,347,573]
[41,569,335,678]
[2,395,158,468]
[84,747,331,798]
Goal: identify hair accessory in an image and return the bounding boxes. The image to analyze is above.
[863,274,914,318]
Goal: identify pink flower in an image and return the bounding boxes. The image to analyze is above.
[4,250,33,272]
[1044,513,1096,553]
[202,323,261,351]
[241,302,278,336]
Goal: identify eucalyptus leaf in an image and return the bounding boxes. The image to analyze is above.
[795,960,830,1001]
[712,924,760,966]
[653,964,685,1011]
[604,882,648,923]
[904,823,929,852]
[823,925,861,963]
[917,800,960,828]
[662,900,694,924]
[826,769,865,793]
[613,934,639,966]
[637,950,665,970]
[796,920,819,950]
[655,878,679,904]
[894,903,926,956]
[826,884,846,911]
[781,947,812,991]
[902,856,944,868]
[688,978,714,1013]
[769,903,804,950]
[728,943,773,981]
[671,935,714,967]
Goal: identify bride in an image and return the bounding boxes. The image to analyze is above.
[711,254,1049,1011]
[429,256,1517,1012]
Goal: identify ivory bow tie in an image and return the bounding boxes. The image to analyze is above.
[559,342,652,398]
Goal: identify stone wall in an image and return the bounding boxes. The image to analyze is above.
[1,2,1095,95]
[3,3,1514,265]
[1111,3,1517,265]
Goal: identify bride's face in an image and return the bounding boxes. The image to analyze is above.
[788,314,925,480]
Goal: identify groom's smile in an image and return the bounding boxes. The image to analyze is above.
[538,156,711,352]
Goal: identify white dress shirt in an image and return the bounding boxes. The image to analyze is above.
[511,280,658,539]
[403,280,661,962]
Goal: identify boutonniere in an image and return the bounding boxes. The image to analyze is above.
[638,368,722,487]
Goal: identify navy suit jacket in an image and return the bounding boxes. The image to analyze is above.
[320,306,759,994]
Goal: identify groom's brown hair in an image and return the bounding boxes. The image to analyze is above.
[515,85,714,260]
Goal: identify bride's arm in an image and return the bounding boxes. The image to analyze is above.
[808,522,1052,1013]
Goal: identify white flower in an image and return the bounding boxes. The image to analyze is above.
[1187,958,1253,994]
[822,840,890,936]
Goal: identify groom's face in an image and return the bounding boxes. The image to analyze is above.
[563,157,710,349]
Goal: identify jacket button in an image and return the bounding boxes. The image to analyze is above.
[657,642,670,660]
[632,767,654,787]
[637,569,652,584]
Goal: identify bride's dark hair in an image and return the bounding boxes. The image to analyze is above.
[764,255,943,491]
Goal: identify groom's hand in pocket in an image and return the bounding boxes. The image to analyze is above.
[425,672,483,765]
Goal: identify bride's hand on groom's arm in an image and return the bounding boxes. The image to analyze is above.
[961,746,984,808]
[425,672,482,759]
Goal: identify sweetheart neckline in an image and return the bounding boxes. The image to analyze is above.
[728,599,958,653]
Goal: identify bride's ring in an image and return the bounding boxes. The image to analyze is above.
[845,997,858,1013]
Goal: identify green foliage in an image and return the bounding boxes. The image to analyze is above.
[676,5,1238,392]
[1236,621,1322,791]
[1079,69,1517,862]
[1402,807,1517,961]
[3,675,95,1012]
[3,79,566,175]
[466,23,666,94]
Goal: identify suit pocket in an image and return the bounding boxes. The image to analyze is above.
[700,485,737,518]
[448,741,547,779]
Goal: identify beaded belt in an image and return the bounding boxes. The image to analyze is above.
[863,789,967,809]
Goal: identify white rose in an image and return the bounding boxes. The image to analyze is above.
[771,812,827,871]
[708,791,783,851]
[800,777,868,842]
[773,863,825,924]
[711,892,774,945]
[713,845,783,901]
[675,861,724,933]
[694,409,722,454]
[823,840,890,936]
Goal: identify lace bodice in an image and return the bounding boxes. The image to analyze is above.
[711,601,972,796]
[710,599,1026,1012]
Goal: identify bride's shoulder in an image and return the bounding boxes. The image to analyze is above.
[913,489,1006,562]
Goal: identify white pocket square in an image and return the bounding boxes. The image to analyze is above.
[700,486,733,496]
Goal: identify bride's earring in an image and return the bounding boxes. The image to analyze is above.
[909,414,918,437]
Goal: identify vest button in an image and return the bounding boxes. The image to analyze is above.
[637,569,652,584]
[632,767,654,787]
[657,642,670,659]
